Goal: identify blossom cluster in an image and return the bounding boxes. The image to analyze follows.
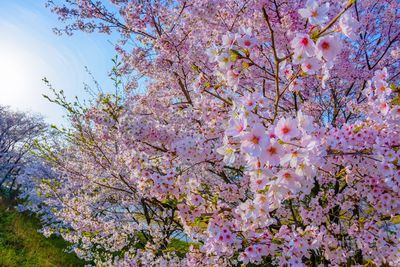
[19,0,400,266]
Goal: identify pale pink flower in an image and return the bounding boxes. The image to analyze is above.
[241,124,268,156]
[256,93,268,107]
[266,181,289,208]
[301,57,321,74]
[251,173,269,191]
[388,106,400,119]
[254,193,269,207]
[289,79,303,92]
[276,169,302,193]
[379,101,390,115]
[238,34,258,49]
[379,161,394,177]
[321,62,333,88]
[338,12,360,40]
[297,110,315,133]
[238,252,250,264]
[253,195,273,220]
[238,27,253,37]
[280,149,300,168]
[316,35,342,61]
[391,47,400,59]
[290,33,316,57]
[240,93,260,110]
[216,136,236,165]
[226,116,247,137]
[259,140,283,166]
[295,162,315,177]
[206,45,220,62]
[274,117,300,141]
[226,69,240,87]
[300,135,318,157]
[282,64,293,78]
[216,52,233,70]
[298,0,330,26]
[191,195,204,206]
[238,200,259,220]
[373,68,388,83]
[292,52,307,65]
[222,33,237,48]
[374,80,391,97]
[246,154,262,170]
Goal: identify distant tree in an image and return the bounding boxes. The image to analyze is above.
[0,106,46,200]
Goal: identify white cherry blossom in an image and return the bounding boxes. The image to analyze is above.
[299,0,330,26]
[316,35,342,61]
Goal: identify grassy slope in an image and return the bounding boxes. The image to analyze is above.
[0,203,85,267]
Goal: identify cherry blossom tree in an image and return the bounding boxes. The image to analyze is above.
[0,105,46,201]
[29,0,400,265]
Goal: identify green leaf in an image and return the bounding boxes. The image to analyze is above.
[192,215,210,229]
[390,215,400,224]
[310,31,320,41]
[191,64,200,73]
[271,238,283,245]
[161,198,178,209]
[391,96,400,106]
[229,49,243,61]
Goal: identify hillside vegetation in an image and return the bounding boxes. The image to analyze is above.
[0,202,84,267]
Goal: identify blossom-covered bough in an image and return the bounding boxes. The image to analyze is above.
[0,106,46,201]
[26,0,400,265]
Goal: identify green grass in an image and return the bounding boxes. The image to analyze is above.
[0,202,85,267]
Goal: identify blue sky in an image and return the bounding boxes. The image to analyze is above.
[0,0,118,124]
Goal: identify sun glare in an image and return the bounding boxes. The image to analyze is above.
[0,41,47,109]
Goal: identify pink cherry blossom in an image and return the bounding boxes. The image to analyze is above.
[298,0,330,26]
[191,195,204,206]
[250,170,269,191]
[373,67,388,83]
[16,0,400,265]
[280,149,301,168]
[391,47,400,59]
[292,52,307,65]
[290,33,316,57]
[216,136,236,165]
[297,110,315,133]
[316,35,342,61]
[241,123,268,156]
[339,12,360,40]
[222,33,237,48]
[238,29,258,49]
[274,117,300,141]
[276,169,302,194]
[226,116,247,137]
[301,57,321,74]
[289,78,304,92]
[259,140,283,166]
